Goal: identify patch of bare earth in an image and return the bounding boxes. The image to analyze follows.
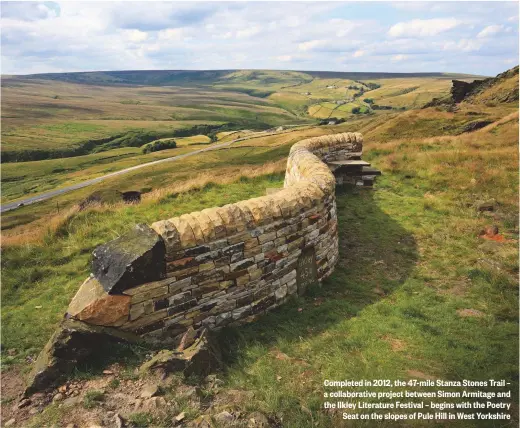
[406,370,436,380]
[381,335,407,352]
[456,308,485,318]
[1,363,275,427]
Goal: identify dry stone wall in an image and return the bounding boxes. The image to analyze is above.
[66,132,363,347]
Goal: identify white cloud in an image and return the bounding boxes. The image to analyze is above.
[443,39,482,53]
[158,28,184,41]
[236,26,261,39]
[388,18,460,37]
[124,29,148,43]
[353,50,366,58]
[391,54,408,62]
[477,24,504,38]
[298,40,326,52]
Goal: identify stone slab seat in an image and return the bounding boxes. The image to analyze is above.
[327,160,371,167]
[361,167,382,176]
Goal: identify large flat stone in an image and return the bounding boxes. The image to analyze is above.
[92,224,166,294]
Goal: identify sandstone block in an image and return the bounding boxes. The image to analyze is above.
[201,207,227,238]
[191,211,216,242]
[258,231,276,244]
[181,214,205,246]
[170,217,197,250]
[129,285,168,305]
[216,206,238,235]
[67,277,131,326]
[151,220,181,254]
[275,284,288,301]
[236,274,251,287]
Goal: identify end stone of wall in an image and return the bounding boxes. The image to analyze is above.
[91,224,166,294]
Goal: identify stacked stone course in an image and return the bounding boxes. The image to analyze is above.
[66,132,364,346]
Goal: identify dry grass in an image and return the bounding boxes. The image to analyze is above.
[1,159,286,247]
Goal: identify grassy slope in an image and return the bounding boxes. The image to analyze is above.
[1,95,518,427]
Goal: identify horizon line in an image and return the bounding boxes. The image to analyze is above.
[3,67,493,78]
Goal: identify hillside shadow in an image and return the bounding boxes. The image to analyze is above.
[218,184,419,365]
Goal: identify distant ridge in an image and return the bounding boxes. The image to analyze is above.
[4,69,487,87]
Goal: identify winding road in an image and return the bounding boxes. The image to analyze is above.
[0,128,303,213]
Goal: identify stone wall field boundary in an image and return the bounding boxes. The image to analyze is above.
[65,132,363,347]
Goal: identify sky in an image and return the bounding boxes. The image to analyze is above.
[1,1,519,76]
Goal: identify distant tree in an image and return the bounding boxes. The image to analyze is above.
[363,98,374,104]
[142,139,177,154]
[366,83,381,90]
[351,107,361,114]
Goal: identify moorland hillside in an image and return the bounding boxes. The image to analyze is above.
[1,67,518,428]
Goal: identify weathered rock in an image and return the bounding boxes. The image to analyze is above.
[92,224,166,294]
[142,396,167,411]
[451,79,484,103]
[177,326,198,351]
[139,329,221,379]
[140,383,160,399]
[187,415,212,428]
[62,396,82,408]
[460,120,493,133]
[139,350,186,376]
[247,412,270,427]
[215,411,235,425]
[4,419,16,427]
[115,413,124,428]
[24,320,141,396]
[67,277,130,326]
[182,329,222,378]
[18,398,31,408]
[174,412,186,423]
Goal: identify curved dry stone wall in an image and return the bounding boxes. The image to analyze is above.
[26,132,373,394]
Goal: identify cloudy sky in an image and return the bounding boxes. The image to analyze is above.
[1,1,518,76]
